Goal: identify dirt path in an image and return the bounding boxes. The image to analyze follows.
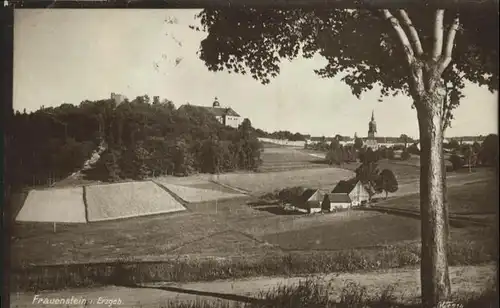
[10,264,495,307]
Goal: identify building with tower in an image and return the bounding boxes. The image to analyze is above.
[364,110,379,150]
[178,97,242,129]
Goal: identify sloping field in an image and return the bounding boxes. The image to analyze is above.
[171,230,278,256]
[15,188,86,223]
[260,210,494,252]
[85,181,186,222]
[154,182,247,203]
[259,147,326,172]
[262,211,421,251]
[378,178,498,215]
[214,168,355,195]
[186,182,243,194]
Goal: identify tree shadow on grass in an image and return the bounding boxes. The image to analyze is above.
[309,159,329,165]
[115,283,476,308]
[120,283,265,304]
[360,206,492,228]
[246,200,281,207]
[252,205,303,216]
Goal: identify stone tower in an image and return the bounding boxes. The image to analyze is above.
[213,97,220,108]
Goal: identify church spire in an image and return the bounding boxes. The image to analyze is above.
[368,110,377,137]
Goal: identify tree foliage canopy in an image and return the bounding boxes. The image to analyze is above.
[377,168,399,197]
[194,8,497,127]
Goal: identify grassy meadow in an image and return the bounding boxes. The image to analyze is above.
[9,144,498,293]
[213,168,355,195]
[257,147,327,172]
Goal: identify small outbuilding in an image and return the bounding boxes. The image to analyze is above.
[293,188,323,214]
[322,193,352,211]
[331,179,370,206]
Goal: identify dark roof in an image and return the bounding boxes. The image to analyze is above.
[179,105,240,117]
[300,189,318,202]
[331,179,358,194]
[206,107,240,117]
[222,107,240,117]
[326,193,352,203]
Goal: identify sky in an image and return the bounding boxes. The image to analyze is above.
[14,9,498,139]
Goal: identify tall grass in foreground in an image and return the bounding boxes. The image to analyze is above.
[11,241,495,292]
[161,279,498,308]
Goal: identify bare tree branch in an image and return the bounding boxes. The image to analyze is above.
[398,9,424,56]
[432,10,445,61]
[381,9,415,65]
[439,15,460,73]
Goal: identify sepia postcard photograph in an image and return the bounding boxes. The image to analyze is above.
[4,4,499,308]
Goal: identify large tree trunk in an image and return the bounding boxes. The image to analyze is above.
[415,80,451,307]
[381,8,459,307]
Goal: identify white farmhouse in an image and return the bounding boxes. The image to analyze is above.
[331,179,370,206]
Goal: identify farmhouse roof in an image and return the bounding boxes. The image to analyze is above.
[327,193,352,203]
[205,106,240,117]
[331,179,358,194]
[299,189,319,202]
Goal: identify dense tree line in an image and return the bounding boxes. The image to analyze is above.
[6,95,263,191]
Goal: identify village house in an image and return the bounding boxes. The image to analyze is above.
[293,180,370,214]
[179,97,242,129]
[331,179,370,206]
[292,189,323,214]
[321,193,352,211]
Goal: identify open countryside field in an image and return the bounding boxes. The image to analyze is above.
[153,179,247,203]
[376,178,498,217]
[258,147,327,172]
[10,144,497,297]
[11,165,496,267]
[15,187,87,223]
[85,181,186,222]
[11,210,245,267]
[217,149,484,197]
[258,143,424,186]
[11,146,496,259]
[261,210,494,251]
[214,168,355,195]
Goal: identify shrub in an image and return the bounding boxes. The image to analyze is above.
[12,240,493,293]
[376,169,399,198]
[449,154,464,171]
[407,143,420,155]
[387,148,396,160]
[401,150,411,161]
